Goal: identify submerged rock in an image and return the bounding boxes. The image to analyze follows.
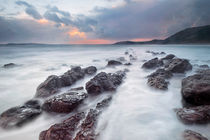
[39,112,85,140]
[0,100,41,129]
[3,63,17,68]
[86,71,126,94]
[165,58,192,73]
[176,105,210,124]
[181,69,210,105]
[147,69,173,79]
[42,92,87,113]
[148,77,168,90]
[107,60,122,66]
[142,58,163,69]
[183,130,208,140]
[35,66,97,98]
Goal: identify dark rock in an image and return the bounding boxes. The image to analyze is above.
[142,58,163,69]
[125,51,129,55]
[42,92,87,113]
[84,66,97,75]
[183,130,208,140]
[3,63,17,68]
[116,57,126,62]
[35,66,97,98]
[70,86,84,91]
[39,112,85,140]
[107,60,122,66]
[148,77,168,90]
[181,69,210,105]
[200,65,209,68]
[86,71,126,94]
[129,54,137,60]
[124,62,132,66]
[147,69,173,79]
[161,54,175,60]
[0,100,41,129]
[165,58,192,73]
[176,105,210,124]
[96,97,112,110]
[160,52,166,55]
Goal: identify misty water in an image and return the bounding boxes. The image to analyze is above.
[0,44,210,140]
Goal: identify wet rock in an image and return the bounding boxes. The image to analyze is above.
[147,69,173,79]
[146,51,165,55]
[107,60,122,66]
[74,97,112,140]
[39,112,85,140]
[142,58,163,69]
[147,77,168,90]
[0,100,41,129]
[200,65,209,69]
[176,105,210,124]
[86,71,126,94]
[84,66,97,75]
[42,92,88,113]
[165,58,192,73]
[181,69,210,105]
[70,86,84,91]
[125,51,129,55]
[36,66,97,98]
[3,63,17,68]
[161,54,175,60]
[124,62,132,66]
[183,130,208,140]
[129,54,137,61]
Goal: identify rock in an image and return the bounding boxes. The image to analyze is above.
[165,58,192,73]
[181,69,210,105]
[86,71,126,94]
[3,63,16,68]
[107,60,122,66]
[124,62,132,66]
[176,105,210,124]
[200,65,209,69]
[129,54,137,61]
[74,97,112,140]
[70,86,84,91]
[116,57,126,62]
[161,54,175,60]
[0,100,41,129]
[35,66,97,98]
[84,66,97,75]
[147,69,173,79]
[142,58,163,69]
[160,52,166,55]
[42,92,88,113]
[125,51,129,55]
[147,77,168,90]
[183,130,208,140]
[39,112,85,140]
[146,51,166,55]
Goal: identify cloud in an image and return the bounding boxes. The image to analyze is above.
[16,1,42,20]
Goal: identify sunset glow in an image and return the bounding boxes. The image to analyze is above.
[68,28,86,38]
[70,39,113,44]
[37,19,48,24]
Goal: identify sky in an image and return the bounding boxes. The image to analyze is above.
[0,0,210,44]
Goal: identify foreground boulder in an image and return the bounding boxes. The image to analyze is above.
[3,63,17,68]
[147,69,173,90]
[86,71,126,94]
[142,58,163,69]
[0,100,41,129]
[183,130,208,140]
[176,105,210,124]
[40,97,112,140]
[107,60,122,66]
[181,69,210,105]
[42,91,87,113]
[39,112,85,140]
[165,58,192,73]
[36,66,97,98]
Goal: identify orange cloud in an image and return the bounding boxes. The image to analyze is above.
[131,38,153,42]
[37,19,48,24]
[68,28,86,38]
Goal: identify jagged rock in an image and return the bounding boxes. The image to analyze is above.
[0,100,41,129]
[165,58,192,73]
[181,69,210,105]
[183,130,208,140]
[161,54,175,60]
[107,60,122,66]
[176,105,210,124]
[147,69,173,79]
[3,63,17,68]
[42,92,88,113]
[142,58,163,69]
[147,77,168,90]
[86,71,126,94]
[35,66,97,98]
[39,112,85,140]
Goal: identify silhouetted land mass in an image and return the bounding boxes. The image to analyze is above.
[115,25,210,45]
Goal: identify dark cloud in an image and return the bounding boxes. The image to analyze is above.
[16,1,42,20]
[44,6,71,26]
[90,0,210,40]
[0,16,69,43]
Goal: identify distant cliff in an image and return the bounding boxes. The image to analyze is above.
[114,25,210,45]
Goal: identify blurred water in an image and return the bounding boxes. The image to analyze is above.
[0,44,210,140]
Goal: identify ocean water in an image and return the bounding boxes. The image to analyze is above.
[0,44,210,140]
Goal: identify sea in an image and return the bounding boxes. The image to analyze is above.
[0,44,210,140]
